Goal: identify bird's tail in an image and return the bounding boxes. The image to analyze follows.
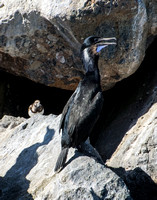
[54,147,69,172]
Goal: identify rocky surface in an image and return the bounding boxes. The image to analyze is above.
[105,85,157,200]
[0,0,156,90]
[0,114,132,200]
[93,39,157,200]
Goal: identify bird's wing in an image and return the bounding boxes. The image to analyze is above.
[77,91,104,127]
[59,85,80,132]
[68,91,104,142]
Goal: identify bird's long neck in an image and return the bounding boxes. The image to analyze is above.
[82,49,100,81]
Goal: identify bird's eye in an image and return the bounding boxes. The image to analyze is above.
[94,37,99,43]
[93,38,97,42]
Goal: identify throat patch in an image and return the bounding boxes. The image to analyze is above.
[96,45,107,53]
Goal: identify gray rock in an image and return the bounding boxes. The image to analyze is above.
[106,91,157,182]
[0,0,156,90]
[0,115,25,131]
[94,45,157,200]
[0,114,132,200]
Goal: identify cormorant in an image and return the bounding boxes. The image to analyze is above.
[54,36,116,172]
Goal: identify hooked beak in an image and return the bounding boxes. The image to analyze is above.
[96,37,117,45]
[96,37,116,53]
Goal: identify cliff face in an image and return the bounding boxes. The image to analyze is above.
[0,0,156,90]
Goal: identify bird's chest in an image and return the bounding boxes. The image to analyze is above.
[73,86,98,117]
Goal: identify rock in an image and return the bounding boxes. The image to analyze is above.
[0,114,132,200]
[93,39,157,200]
[0,115,25,131]
[106,100,157,174]
[0,0,156,90]
[105,94,157,200]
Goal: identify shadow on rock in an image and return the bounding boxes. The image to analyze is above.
[0,126,55,200]
[110,167,157,200]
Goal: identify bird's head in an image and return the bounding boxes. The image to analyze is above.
[81,35,116,57]
[80,36,116,73]
[34,100,41,108]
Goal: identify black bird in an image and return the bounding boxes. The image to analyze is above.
[54,36,116,172]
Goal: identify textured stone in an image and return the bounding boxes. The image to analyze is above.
[106,98,157,183]
[0,114,132,200]
[0,0,156,90]
[93,39,157,200]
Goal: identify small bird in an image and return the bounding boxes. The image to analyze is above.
[54,35,116,172]
[28,100,44,117]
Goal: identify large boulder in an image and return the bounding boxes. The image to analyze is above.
[0,0,156,90]
[105,91,157,200]
[0,114,132,200]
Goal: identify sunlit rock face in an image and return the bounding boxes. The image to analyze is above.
[0,0,156,90]
[0,114,132,200]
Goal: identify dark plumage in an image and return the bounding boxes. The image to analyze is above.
[54,36,116,172]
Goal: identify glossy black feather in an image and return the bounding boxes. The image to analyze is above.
[62,74,103,147]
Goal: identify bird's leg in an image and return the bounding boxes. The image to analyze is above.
[77,142,92,156]
[77,142,104,165]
